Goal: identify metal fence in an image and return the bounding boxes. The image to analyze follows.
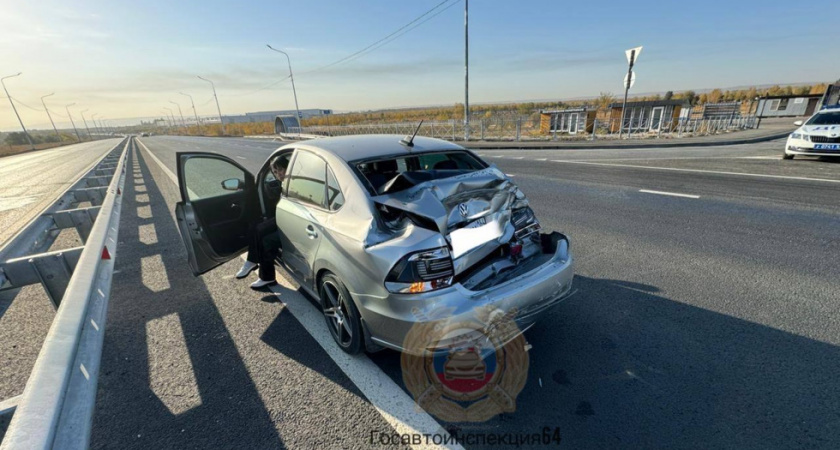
[0,137,129,449]
[300,115,759,142]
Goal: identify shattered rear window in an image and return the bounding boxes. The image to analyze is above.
[355,151,486,195]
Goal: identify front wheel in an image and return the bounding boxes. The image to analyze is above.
[782,153,794,160]
[319,273,363,354]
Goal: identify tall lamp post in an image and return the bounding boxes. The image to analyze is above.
[163,107,177,132]
[91,113,100,139]
[1,72,34,149]
[197,76,225,135]
[80,109,92,141]
[463,0,470,141]
[266,44,301,136]
[40,92,61,140]
[169,100,186,129]
[65,103,81,142]
[180,92,202,134]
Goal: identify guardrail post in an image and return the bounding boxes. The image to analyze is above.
[480,119,485,141]
[516,117,521,141]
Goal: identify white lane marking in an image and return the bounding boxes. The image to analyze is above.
[142,139,458,449]
[506,174,516,177]
[740,155,782,160]
[265,274,459,450]
[550,160,840,184]
[639,189,700,199]
[511,156,525,159]
[535,158,548,161]
[235,156,247,160]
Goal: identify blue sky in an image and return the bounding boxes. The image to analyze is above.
[1,0,838,130]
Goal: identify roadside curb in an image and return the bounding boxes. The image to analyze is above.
[242,130,793,150]
[462,130,793,150]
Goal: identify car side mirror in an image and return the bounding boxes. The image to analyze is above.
[793,120,803,126]
[221,178,244,191]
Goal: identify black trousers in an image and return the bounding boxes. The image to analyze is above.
[246,218,282,281]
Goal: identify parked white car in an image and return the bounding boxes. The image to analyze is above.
[784,107,840,159]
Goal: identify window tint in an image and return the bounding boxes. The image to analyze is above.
[183,157,246,201]
[287,151,326,207]
[326,167,344,211]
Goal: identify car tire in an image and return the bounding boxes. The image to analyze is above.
[319,272,363,354]
[782,153,794,160]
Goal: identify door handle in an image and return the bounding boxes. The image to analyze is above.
[306,225,318,239]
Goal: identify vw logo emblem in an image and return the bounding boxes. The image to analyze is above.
[458,203,469,218]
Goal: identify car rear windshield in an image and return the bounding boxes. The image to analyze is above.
[354,150,487,195]
[806,111,840,125]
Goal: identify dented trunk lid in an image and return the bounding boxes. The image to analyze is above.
[371,167,529,274]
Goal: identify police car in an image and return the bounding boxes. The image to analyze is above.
[784,106,840,159]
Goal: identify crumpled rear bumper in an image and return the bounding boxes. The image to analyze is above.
[357,233,575,353]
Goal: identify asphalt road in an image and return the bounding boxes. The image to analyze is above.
[0,138,123,246]
[85,135,840,448]
[0,138,123,434]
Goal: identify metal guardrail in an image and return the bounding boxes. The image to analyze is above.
[0,137,130,449]
[299,115,760,142]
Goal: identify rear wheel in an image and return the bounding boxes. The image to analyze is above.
[319,273,363,354]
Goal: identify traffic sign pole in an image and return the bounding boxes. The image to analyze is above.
[618,46,642,139]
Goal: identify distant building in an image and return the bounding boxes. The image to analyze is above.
[539,107,597,135]
[221,109,332,124]
[608,99,689,133]
[755,94,821,118]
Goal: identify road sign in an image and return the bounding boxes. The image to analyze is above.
[624,71,636,89]
[625,46,643,64]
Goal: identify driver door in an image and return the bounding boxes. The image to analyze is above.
[175,152,259,276]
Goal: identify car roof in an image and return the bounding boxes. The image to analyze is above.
[284,134,466,162]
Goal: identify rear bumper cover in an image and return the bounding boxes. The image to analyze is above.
[358,233,575,353]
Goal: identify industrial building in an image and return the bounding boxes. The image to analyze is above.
[755,94,821,118]
[539,107,597,135]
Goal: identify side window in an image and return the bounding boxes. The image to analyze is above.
[326,167,344,211]
[183,157,246,201]
[287,151,326,207]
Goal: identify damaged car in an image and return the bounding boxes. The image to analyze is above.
[174,134,574,354]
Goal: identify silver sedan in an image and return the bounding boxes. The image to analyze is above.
[175,135,575,354]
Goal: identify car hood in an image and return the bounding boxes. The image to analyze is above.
[800,124,840,136]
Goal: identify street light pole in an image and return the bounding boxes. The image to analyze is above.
[1,72,35,149]
[65,103,81,142]
[40,92,61,140]
[266,45,302,136]
[80,109,92,141]
[180,92,202,134]
[464,0,470,141]
[91,113,100,139]
[197,76,225,135]
[163,107,177,132]
[169,100,186,130]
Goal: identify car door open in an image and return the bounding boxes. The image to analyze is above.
[175,152,259,275]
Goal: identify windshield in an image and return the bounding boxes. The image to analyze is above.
[354,150,486,195]
[806,111,840,125]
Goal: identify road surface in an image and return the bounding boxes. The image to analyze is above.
[4,134,839,448]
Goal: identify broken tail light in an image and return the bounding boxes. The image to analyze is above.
[385,247,454,294]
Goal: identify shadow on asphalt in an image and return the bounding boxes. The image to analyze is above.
[91,148,283,449]
[363,274,840,449]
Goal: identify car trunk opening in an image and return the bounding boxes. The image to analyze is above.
[371,165,561,291]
